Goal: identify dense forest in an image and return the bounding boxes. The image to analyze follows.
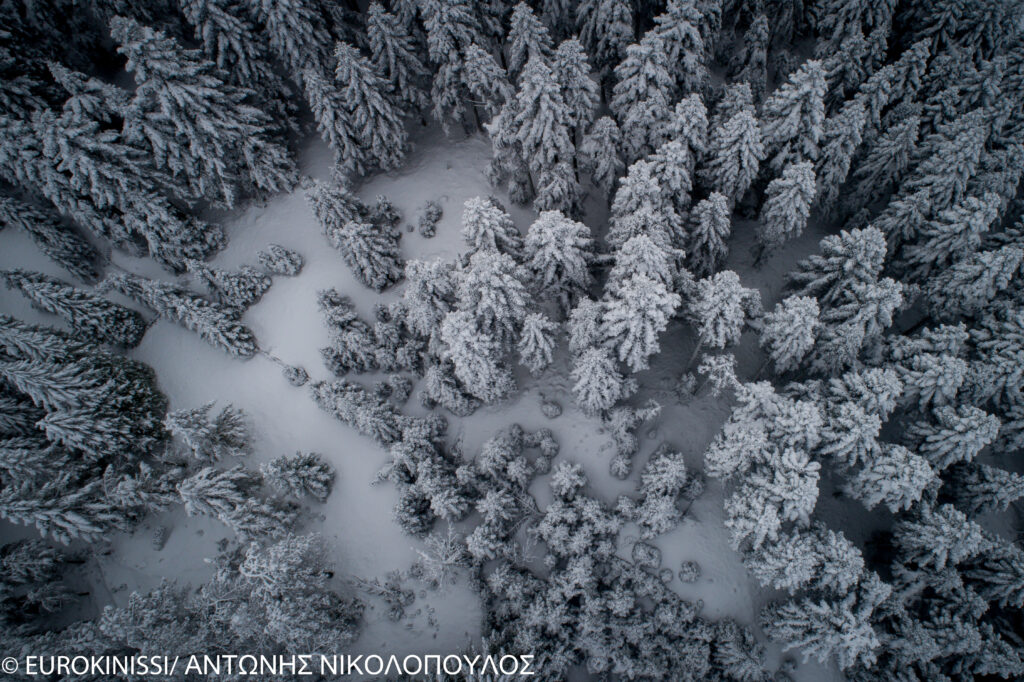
[1,0,1024,679]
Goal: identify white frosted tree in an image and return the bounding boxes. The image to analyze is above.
[602,273,681,372]
[366,2,430,113]
[439,310,515,404]
[846,444,935,513]
[951,463,1024,516]
[524,210,594,314]
[302,67,363,174]
[419,0,485,132]
[0,196,99,283]
[185,260,271,310]
[579,116,623,199]
[111,16,297,207]
[460,196,523,256]
[651,0,709,92]
[327,221,403,292]
[165,402,250,461]
[899,193,1000,282]
[553,38,598,136]
[456,250,530,348]
[608,159,680,250]
[490,55,579,212]
[848,107,919,208]
[701,84,764,204]
[815,99,866,214]
[514,56,574,179]
[969,308,1024,407]
[101,272,256,357]
[611,34,675,162]
[571,346,628,416]
[688,192,730,276]
[260,452,335,502]
[507,2,553,81]
[905,404,1000,471]
[333,41,407,171]
[759,60,827,173]
[649,139,695,212]
[576,0,634,71]
[517,312,558,375]
[400,259,455,338]
[460,43,513,120]
[760,296,819,373]
[689,271,761,352]
[607,234,675,292]
[567,297,603,356]
[788,226,887,306]
[757,162,816,254]
[729,14,769,100]
[242,0,331,74]
[926,245,1024,319]
[893,503,987,571]
[0,269,146,348]
[761,574,888,671]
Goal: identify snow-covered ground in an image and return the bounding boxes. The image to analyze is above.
[0,127,843,680]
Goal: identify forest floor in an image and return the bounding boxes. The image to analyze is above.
[0,127,845,680]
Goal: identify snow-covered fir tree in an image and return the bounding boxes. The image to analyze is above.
[689,271,762,352]
[760,295,820,373]
[611,34,675,162]
[524,210,594,314]
[507,3,552,82]
[30,109,224,271]
[0,196,99,282]
[310,379,405,445]
[460,196,523,256]
[257,244,304,276]
[845,443,935,513]
[111,16,297,207]
[439,310,515,403]
[306,179,402,291]
[576,0,634,72]
[1,270,147,348]
[164,402,250,461]
[688,192,730,277]
[701,84,764,204]
[365,2,430,114]
[926,245,1024,319]
[652,0,709,93]
[847,104,920,209]
[759,59,827,173]
[607,159,681,250]
[333,41,407,171]
[419,0,485,132]
[579,116,624,200]
[460,43,513,120]
[517,312,558,375]
[455,250,529,349]
[602,269,681,372]
[185,259,271,310]
[757,161,817,254]
[302,66,364,174]
[553,38,598,137]
[729,14,769,101]
[101,272,256,357]
[815,99,867,214]
[571,346,629,416]
[260,452,335,502]
[399,258,455,339]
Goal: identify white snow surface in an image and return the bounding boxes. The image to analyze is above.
[0,127,844,681]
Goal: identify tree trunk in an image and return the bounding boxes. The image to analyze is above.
[685,340,703,373]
